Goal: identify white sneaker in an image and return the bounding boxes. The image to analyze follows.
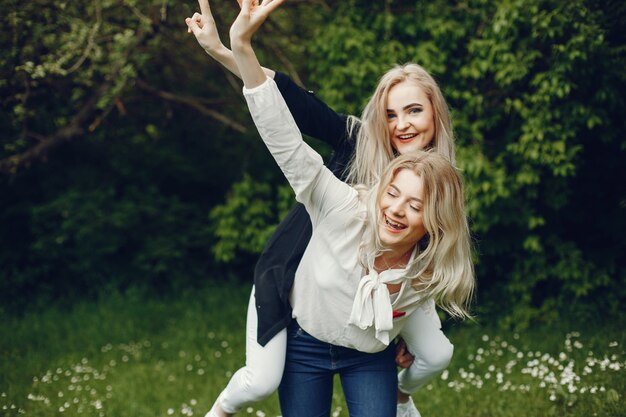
[397,396,421,417]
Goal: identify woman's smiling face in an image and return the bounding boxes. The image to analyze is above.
[378,168,427,255]
[386,80,435,155]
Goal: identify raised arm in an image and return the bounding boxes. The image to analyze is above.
[186,0,348,150]
[185,0,275,79]
[229,0,355,223]
[229,0,283,89]
[273,72,349,150]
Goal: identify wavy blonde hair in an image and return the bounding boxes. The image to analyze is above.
[358,151,474,319]
[345,63,455,187]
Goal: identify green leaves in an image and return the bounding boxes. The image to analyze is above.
[209,174,294,263]
[307,0,626,326]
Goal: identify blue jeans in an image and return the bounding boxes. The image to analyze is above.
[278,321,397,417]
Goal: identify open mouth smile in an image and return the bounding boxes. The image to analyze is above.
[397,133,418,142]
[384,214,407,231]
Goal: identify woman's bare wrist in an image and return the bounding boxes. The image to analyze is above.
[204,43,229,57]
[230,37,252,53]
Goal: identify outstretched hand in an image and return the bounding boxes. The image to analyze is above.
[185,0,224,53]
[229,0,285,46]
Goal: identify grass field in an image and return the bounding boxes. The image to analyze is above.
[1,284,624,417]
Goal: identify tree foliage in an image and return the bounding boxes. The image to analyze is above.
[0,0,318,308]
[210,174,294,263]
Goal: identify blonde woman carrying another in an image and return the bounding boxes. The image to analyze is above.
[186,1,470,416]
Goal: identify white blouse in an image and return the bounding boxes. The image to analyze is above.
[243,78,428,353]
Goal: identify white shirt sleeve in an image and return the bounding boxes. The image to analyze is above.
[243,77,356,226]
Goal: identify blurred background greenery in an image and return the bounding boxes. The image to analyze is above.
[1,0,625,330]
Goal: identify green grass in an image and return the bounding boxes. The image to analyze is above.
[1,284,624,417]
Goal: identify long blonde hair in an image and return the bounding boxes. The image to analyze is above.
[345,63,455,187]
[359,151,474,319]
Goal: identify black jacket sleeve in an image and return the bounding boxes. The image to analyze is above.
[274,71,349,151]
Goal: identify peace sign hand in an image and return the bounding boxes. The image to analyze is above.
[185,0,224,54]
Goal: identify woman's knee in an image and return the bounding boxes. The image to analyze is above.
[239,366,282,400]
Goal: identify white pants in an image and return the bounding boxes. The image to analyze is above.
[218,287,452,413]
[219,288,287,413]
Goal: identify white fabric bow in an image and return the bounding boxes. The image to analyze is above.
[348,267,407,345]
